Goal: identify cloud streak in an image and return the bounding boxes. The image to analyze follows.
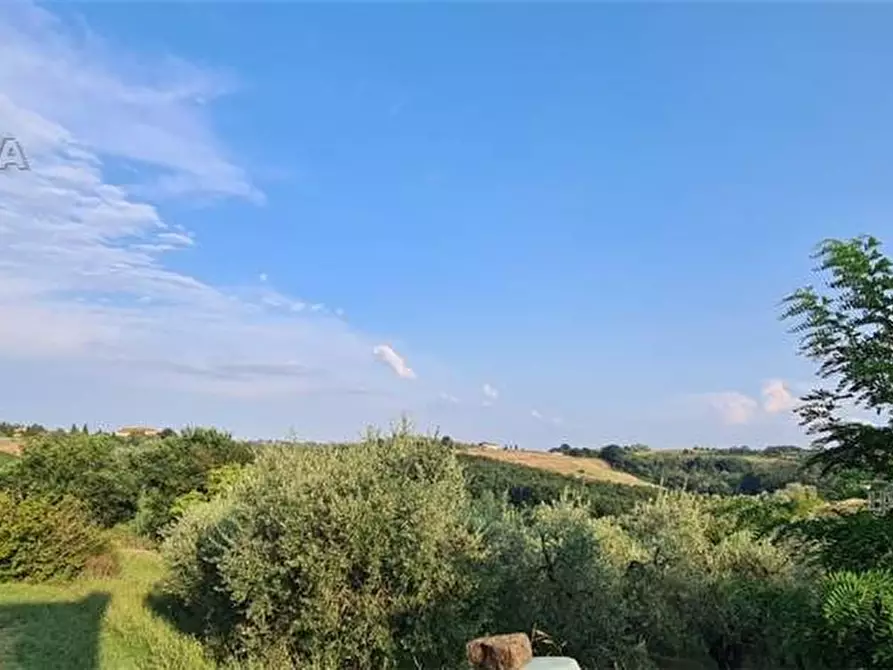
[0,2,417,413]
[373,344,416,380]
[0,3,259,203]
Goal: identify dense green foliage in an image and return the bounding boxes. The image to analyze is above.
[785,511,893,572]
[158,434,888,670]
[710,483,827,538]
[162,430,485,668]
[459,452,656,517]
[0,427,254,536]
[819,570,893,669]
[782,236,893,475]
[128,427,253,536]
[0,492,110,582]
[0,432,140,526]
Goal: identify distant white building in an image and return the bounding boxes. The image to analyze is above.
[868,482,893,515]
[115,426,159,438]
[477,441,501,450]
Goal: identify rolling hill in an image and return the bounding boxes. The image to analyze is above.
[463,447,652,487]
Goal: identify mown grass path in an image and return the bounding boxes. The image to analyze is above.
[0,548,212,670]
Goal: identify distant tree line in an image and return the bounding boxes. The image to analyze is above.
[549,443,867,498]
[0,421,181,439]
[0,421,48,437]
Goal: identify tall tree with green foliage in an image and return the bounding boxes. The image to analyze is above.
[782,235,893,476]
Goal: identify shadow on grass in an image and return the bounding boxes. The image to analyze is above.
[0,592,110,670]
[145,590,205,639]
[146,587,240,663]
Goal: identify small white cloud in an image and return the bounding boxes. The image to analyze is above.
[762,379,797,414]
[439,392,459,404]
[483,383,499,400]
[373,344,416,380]
[703,391,758,425]
[532,409,562,425]
[258,273,268,282]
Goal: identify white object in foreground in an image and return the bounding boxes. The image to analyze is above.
[523,658,582,670]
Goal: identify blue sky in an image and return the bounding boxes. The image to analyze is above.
[1,2,891,448]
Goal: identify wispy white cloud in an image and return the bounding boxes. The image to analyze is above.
[439,392,460,404]
[531,408,563,426]
[373,344,416,380]
[0,2,414,410]
[480,383,499,407]
[0,3,260,203]
[762,379,797,414]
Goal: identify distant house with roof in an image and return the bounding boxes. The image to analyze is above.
[115,426,159,438]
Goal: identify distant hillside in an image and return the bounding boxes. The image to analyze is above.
[550,444,870,499]
[0,438,21,457]
[462,446,651,487]
[458,451,656,518]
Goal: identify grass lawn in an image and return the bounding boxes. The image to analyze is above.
[0,547,213,670]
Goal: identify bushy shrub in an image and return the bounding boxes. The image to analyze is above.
[0,432,138,526]
[476,496,653,669]
[785,510,893,572]
[134,489,179,538]
[126,429,254,537]
[613,491,821,669]
[468,489,822,669]
[161,430,484,668]
[0,428,254,538]
[168,464,250,525]
[710,484,826,538]
[0,492,111,582]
